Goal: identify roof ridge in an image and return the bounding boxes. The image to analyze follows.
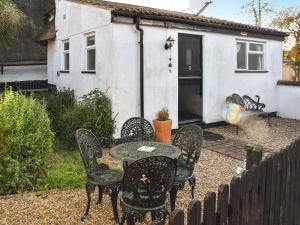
[65,0,287,37]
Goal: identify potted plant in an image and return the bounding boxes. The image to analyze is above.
[153,107,172,144]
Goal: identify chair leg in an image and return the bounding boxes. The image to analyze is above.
[120,214,126,225]
[188,176,196,199]
[81,182,96,221]
[236,125,239,135]
[97,185,104,204]
[170,186,179,211]
[126,215,134,225]
[268,115,271,127]
[110,188,120,225]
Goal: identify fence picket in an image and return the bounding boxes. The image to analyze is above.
[170,209,184,225]
[217,184,229,225]
[203,192,216,225]
[187,200,201,225]
[228,176,240,225]
[257,159,267,225]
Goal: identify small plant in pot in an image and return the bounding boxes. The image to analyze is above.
[153,107,172,144]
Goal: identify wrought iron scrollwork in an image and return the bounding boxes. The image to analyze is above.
[120,156,177,225]
[75,129,122,224]
[170,125,203,211]
[120,117,155,143]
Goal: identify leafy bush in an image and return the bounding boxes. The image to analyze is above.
[45,89,76,137]
[46,89,116,147]
[0,89,54,194]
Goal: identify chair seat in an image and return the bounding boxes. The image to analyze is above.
[175,166,193,182]
[88,169,122,185]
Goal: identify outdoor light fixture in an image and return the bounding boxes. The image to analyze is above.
[164,36,175,50]
[164,35,175,72]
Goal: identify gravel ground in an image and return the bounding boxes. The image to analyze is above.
[0,149,242,225]
[207,117,300,152]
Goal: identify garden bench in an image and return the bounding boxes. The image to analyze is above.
[226,93,277,134]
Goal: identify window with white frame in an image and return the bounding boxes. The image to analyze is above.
[63,40,70,71]
[85,34,96,71]
[236,41,265,71]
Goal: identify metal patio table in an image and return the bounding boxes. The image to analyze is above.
[110,141,181,165]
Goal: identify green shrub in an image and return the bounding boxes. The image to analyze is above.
[46,89,116,147]
[46,89,76,138]
[0,89,54,195]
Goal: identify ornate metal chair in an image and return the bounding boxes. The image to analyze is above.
[120,156,177,225]
[75,128,122,224]
[120,117,155,143]
[170,125,203,211]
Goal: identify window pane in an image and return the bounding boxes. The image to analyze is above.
[237,42,246,69]
[87,36,95,46]
[186,49,192,65]
[64,42,69,50]
[248,54,263,70]
[64,53,69,70]
[249,43,263,51]
[87,49,96,70]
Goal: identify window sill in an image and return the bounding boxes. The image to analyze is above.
[235,70,268,73]
[277,80,300,87]
[60,70,70,74]
[81,71,96,74]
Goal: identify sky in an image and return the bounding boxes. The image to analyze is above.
[114,0,299,27]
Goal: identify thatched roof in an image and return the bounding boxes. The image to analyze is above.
[0,0,55,63]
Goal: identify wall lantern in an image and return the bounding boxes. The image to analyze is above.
[164,35,175,72]
[164,36,175,50]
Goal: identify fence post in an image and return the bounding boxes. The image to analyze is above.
[245,144,263,170]
[187,200,202,225]
[203,192,216,225]
[170,209,185,225]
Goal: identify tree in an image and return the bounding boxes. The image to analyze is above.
[0,0,25,47]
[241,0,273,27]
[272,7,300,60]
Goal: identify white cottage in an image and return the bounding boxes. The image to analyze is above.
[39,0,286,137]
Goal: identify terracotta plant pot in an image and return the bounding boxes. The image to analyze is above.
[153,119,172,144]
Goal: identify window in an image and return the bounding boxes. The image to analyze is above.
[63,40,70,71]
[85,35,96,71]
[236,41,265,71]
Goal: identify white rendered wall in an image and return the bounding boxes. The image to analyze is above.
[0,65,47,82]
[48,1,283,137]
[277,85,300,120]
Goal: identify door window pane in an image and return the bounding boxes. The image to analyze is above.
[248,54,263,70]
[237,42,246,69]
[87,49,96,71]
[186,49,192,65]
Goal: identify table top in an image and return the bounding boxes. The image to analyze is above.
[110,141,181,163]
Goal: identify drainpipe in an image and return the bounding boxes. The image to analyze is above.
[136,16,144,118]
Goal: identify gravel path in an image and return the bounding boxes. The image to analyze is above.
[0,149,242,225]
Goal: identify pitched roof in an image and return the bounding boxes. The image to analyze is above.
[68,0,286,37]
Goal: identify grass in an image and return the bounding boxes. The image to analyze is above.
[37,140,86,191]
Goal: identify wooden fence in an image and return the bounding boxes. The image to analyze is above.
[152,138,300,225]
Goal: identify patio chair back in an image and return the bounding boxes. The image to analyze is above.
[173,125,203,173]
[120,117,155,143]
[122,156,177,208]
[75,128,103,174]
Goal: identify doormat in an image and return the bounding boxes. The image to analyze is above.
[203,130,224,141]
